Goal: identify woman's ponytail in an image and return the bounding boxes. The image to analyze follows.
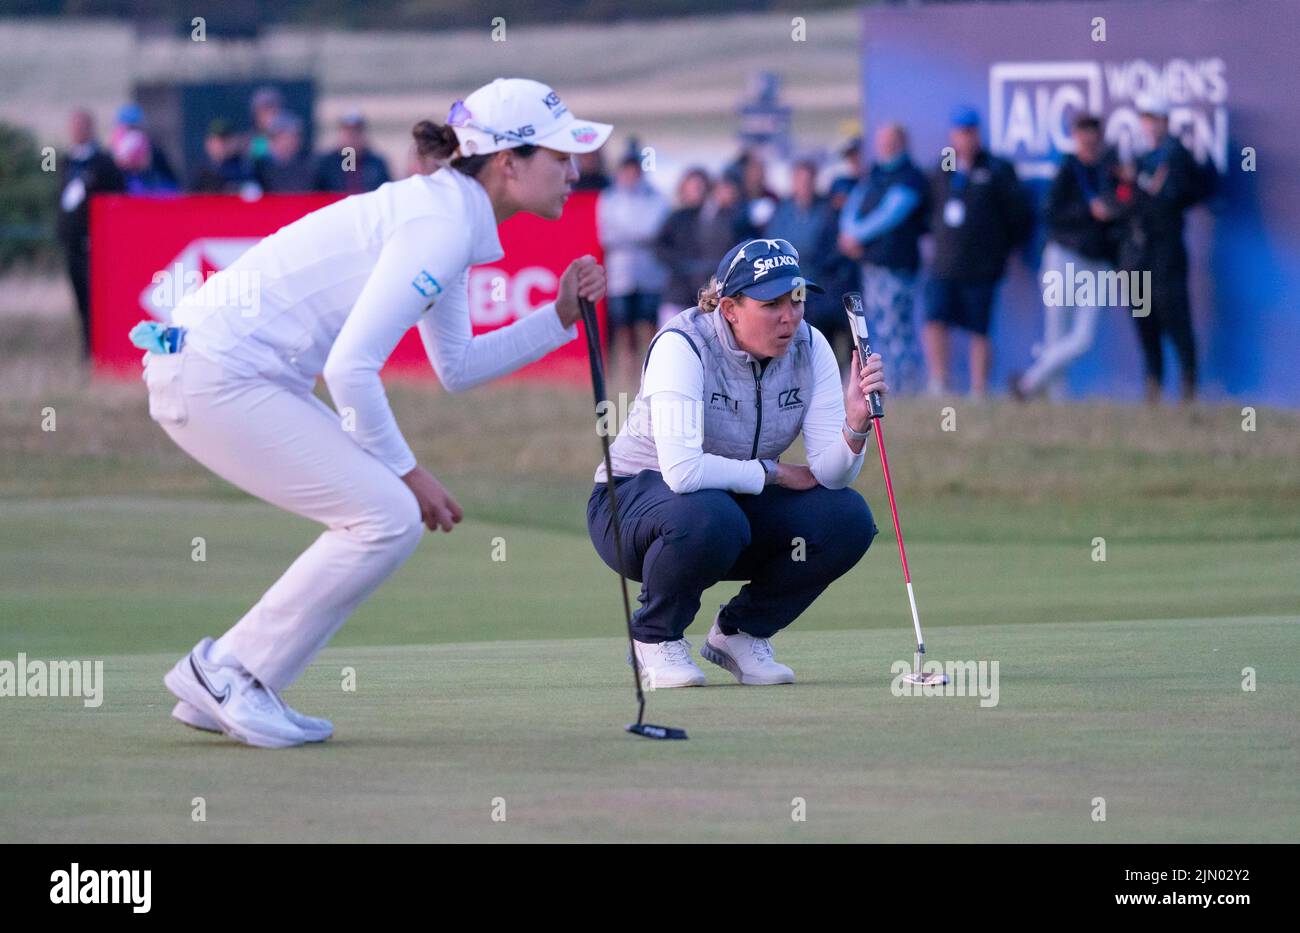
[412,118,536,178]
[411,120,460,161]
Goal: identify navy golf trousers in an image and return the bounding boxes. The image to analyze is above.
[587,470,878,643]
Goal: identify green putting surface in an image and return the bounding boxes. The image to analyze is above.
[2,620,1295,843]
[1,501,1297,843]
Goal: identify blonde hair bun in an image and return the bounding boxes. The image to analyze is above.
[697,276,723,312]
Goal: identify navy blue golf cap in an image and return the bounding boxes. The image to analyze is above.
[715,238,824,301]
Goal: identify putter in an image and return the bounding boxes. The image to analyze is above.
[843,292,949,687]
[578,296,688,740]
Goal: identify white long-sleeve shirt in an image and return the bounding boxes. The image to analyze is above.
[640,325,866,494]
[174,169,577,476]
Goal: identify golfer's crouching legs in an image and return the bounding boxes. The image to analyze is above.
[586,471,877,642]
[800,485,878,580]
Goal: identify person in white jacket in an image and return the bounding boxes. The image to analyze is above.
[596,153,669,371]
[587,237,886,688]
[138,78,611,747]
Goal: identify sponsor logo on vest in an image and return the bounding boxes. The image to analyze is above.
[778,387,803,410]
[709,391,739,414]
[752,254,798,278]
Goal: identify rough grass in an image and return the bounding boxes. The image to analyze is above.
[4,308,1298,543]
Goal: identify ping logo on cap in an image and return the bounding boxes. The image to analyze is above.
[492,124,535,144]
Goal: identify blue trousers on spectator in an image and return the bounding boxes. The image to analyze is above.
[587,471,878,643]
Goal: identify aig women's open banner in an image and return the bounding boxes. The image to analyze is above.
[862,0,1298,405]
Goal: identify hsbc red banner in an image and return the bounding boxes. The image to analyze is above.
[89,190,604,382]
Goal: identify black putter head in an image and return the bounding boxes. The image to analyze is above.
[626,722,689,740]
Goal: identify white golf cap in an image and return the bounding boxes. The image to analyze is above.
[1134,91,1171,117]
[448,78,613,157]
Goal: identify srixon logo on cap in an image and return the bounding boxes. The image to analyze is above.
[541,91,568,116]
[752,254,798,278]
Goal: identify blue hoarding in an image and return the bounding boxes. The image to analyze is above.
[862,0,1299,405]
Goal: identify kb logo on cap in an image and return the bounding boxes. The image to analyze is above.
[541,91,567,116]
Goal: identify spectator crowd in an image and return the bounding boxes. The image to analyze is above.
[55,86,396,358]
[57,88,1212,402]
[596,99,1213,403]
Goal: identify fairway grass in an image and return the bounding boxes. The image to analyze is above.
[2,620,1295,843]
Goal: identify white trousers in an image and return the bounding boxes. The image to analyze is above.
[1023,241,1109,395]
[143,347,424,690]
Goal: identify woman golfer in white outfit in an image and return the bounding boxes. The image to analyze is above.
[138,78,610,747]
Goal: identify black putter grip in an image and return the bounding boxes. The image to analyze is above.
[578,297,605,406]
[842,292,884,420]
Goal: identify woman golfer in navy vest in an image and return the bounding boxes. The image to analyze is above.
[587,237,885,687]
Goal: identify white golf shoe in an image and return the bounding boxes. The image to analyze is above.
[171,698,333,743]
[700,620,795,685]
[163,637,310,748]
[630,637,708,688]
